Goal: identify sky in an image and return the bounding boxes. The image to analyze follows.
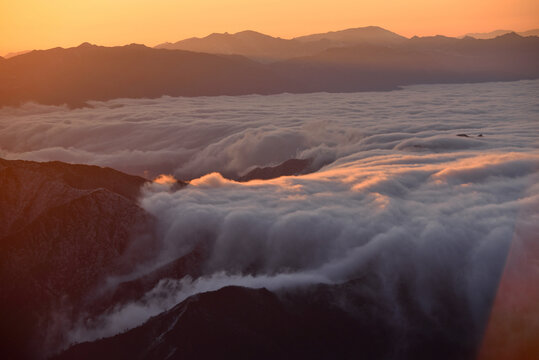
[1,0,538,56]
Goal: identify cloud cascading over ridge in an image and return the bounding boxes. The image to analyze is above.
[1,81,537,347]
[67,149,538,342]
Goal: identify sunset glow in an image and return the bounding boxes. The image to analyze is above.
[1,1,538,357]
[1,0,538,55]
[153,174,177,185]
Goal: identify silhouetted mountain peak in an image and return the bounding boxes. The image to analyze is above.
[294,26,408,44]
[235,30,276,40]
[77,42,96,49]
[206,32,229,39]
[496,31,522,40]
[123,43,148,49]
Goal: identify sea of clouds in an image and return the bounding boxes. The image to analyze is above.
[1,80,537,180]
[2,80,538,344]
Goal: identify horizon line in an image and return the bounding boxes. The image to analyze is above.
[2,25,538,58]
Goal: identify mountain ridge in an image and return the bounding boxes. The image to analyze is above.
[155,26,408,61]
[1,32,538,107]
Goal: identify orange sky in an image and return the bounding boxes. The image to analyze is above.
[1,0,538,56]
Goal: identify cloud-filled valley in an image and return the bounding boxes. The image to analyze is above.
[1,80,538,358]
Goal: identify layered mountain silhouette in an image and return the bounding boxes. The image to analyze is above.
[1,27,538,107]
[156,30,329,61]
[155,26,406,61]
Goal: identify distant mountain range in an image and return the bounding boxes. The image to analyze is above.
[155,26,407,61]
[463,28,539,39]
[1,27,538,107]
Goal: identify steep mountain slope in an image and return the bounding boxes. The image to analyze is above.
[0,159,154,359]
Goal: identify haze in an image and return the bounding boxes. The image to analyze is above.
[2,0,538,56]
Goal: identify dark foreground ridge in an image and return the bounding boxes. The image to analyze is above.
[1,32,538,107]
[54,280,482,360]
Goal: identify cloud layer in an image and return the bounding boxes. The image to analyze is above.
[3,81,537,346]
[1,80,537,179]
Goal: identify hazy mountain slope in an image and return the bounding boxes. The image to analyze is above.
[0,159,153,359]
[0,43,284,107]
[464,29,514,39]
[88,246,206,318]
